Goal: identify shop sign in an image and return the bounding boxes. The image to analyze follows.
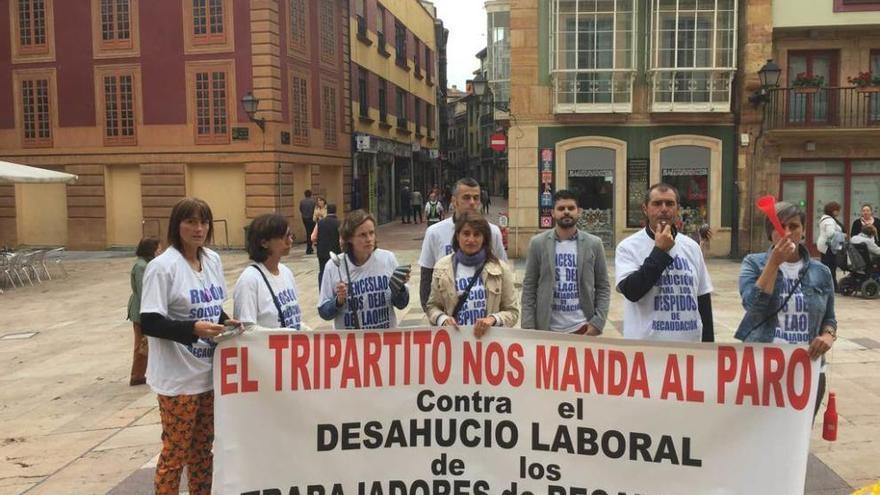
[539,148,554,229]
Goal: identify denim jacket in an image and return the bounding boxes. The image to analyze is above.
[735,245,836,343]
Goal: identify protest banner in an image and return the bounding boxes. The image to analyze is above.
[213,327,818,495]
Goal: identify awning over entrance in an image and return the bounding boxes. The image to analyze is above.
[0,160,78,184]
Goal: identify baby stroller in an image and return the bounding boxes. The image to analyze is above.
[838,241,880,299]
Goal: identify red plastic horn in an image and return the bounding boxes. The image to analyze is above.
[756,195,786,237]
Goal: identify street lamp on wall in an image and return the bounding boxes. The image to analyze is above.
[748,59,782,106]
[241,91,265,131]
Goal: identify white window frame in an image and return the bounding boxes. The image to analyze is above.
[549,0,637,114]
[648,0,737,112]
[487,9,510,116]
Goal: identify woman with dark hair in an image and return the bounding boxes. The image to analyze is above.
[425,212,519,337]
[851,203,879,243]
[817,201,845,292]
[234,214,303,329]
[317,209,410,329]
[127,237,160,386]
[139,197,239,495]
[736,201,836,418]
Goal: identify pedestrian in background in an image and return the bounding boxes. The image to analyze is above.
[400,183,412,224]
[234,214,303,329]
[312,203,341,287]
[851,203,879,243]
[127,236,160,386]
[817,201,845,292]
[480,188,491,215]
[521,190,609,335]
[299,190,316,255]
[411,189,424,224]
[313,196,328,225]
[139,197,240,495]
[426,212,519,336]
[425,191,445,226]
[736,201,836,418]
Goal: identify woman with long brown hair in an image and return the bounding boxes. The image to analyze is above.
[426,211,519,336]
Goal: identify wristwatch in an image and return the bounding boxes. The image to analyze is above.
[821,327,838,341]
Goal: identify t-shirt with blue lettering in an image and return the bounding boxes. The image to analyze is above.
[452,263,488,325]
[318,248,400,329]
[233,263,303,330]
[550,239,587,332]
[615,229,713,342]
[774,261,808,345]
[140,246,227,395]
[419,216,508,269]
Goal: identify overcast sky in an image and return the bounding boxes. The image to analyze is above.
[430,0,487,90]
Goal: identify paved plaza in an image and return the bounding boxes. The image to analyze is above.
[1,205,878,494]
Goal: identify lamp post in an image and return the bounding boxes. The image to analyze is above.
[748,59,782,106]
[241,91,265,131]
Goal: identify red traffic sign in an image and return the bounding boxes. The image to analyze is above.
[490,133,507,152]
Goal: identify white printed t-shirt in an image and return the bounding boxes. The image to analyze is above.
[452,263,488,325]
[318,248,400,329]
[615,229,713,342]
[140,246,227,396]
[550,239,587,332]
[418,216,508,269]
[233,263,303,330]
[773,261,808,345]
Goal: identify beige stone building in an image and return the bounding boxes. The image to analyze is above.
[507,0,739,257]
[0,0,351,250]
[738,0,880,255]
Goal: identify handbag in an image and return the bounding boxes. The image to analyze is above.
[451,264,485,322]
[250,264,286,327]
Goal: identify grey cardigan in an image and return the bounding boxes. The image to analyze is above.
[521,229,610,332]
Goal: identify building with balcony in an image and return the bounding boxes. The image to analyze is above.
[349,0,439,224]
[507,0,738,256]
[0,0,352,249]
[738,0,880,254]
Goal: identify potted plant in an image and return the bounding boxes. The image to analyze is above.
[792,72,825,94]
[848,71,880,93]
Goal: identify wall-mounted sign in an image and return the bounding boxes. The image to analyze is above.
[232,127,250,141]
[280,131,291,145]
[626,158,649,228]
[539,148,554,229]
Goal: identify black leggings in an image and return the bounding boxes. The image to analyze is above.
[821,248,838,292]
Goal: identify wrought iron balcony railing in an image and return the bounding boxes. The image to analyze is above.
[764,86,880,130]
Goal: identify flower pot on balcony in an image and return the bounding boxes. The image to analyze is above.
[856,86,880,94]
[794,86,820,94]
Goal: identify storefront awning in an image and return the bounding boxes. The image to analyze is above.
[0,160,78,184]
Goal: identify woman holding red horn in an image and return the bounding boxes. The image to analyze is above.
[735,201,837,418]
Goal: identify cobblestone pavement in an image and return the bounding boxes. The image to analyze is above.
[1,200,877,494]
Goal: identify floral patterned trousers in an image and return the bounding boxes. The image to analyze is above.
[155,391,214,495]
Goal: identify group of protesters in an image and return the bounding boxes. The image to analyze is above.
[127,177,837,494]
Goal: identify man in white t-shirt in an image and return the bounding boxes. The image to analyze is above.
[615,183,714,342]
[522,189,610,335]
[418,177,507,310]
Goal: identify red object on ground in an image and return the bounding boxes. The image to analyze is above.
[490,133,507,153]
[823,392,838,442]
[756,195,786,237]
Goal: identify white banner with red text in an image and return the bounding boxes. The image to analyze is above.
[212,327,819,495]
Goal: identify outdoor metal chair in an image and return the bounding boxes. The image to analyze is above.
[29,249,48,281]
[0,254,13,290]
[45,247,68,279]
[7,252,31,286]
